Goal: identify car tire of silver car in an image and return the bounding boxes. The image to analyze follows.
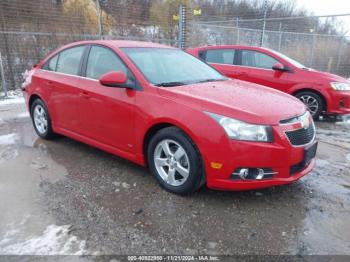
[295,91,324,119]
[147,127,204,195]
[30,99,56,139]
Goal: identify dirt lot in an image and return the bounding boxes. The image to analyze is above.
[0,96,349,256]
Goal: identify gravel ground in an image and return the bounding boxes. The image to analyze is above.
[0,95,349,257]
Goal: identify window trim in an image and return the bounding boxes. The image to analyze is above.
[41,44,142,90]
[82,44,142,90]
[42,44,88,77]
[237,49,283,71]
[200,48,240,67]
[43,53,59,72]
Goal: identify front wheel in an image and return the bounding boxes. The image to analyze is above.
[295,91,324,119]
[147,127,204,195]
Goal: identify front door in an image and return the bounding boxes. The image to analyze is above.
[78,45,136,153]
[237,49,294,92]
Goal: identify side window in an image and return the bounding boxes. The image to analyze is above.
[43,54,58,71]
[56,46,85,75]
[86,46,127,80]
[241,50,278,69]
[205,49,235,65]
[198,51,206,61]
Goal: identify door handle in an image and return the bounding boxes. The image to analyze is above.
[79,91,90,99]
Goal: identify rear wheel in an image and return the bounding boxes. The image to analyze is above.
[30,99,56,139]
[295,91,324,119]
[147,127,204,195]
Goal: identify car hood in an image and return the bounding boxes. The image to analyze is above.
[304,68,348,82]
[157,79,306,125]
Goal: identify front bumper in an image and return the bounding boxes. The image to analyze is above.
[326,90,350,115]
[208,159,315,191]
[204,119,316,191]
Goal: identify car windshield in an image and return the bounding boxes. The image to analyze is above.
[270,50,307,69]
[121,47,227,86]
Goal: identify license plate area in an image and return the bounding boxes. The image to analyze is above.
[303,142,318,166]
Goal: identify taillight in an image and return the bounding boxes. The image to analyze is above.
[21,69,35,90]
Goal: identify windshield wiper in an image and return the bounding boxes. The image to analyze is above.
[155,82,187,87]
[197,78,227,83]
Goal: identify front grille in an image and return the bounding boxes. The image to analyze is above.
[285,124,315,146]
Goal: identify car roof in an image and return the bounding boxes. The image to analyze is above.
[190,45,273,52]
[67,40,175,49]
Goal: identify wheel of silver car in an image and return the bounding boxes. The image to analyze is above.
[154,139,190,187]
[33,104,48,135]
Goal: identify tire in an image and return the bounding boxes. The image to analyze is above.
[295,91,324,119]
[147,126,204,195]
[30,98,56,139]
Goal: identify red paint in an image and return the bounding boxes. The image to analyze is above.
[23,40,317,191]
[187,45,350,116]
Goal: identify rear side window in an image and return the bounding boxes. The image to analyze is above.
[86,46,127,79]
[205,49,235,65]
[43,54,58,71]
[56,46,85,75]
[241,50,278,69]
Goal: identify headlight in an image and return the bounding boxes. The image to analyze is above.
[206,112,273,142]
[330,82,350,91]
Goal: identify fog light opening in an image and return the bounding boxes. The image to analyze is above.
[231,168,277,180]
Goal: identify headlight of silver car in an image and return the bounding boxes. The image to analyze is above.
[330,82,350,91]
[206,112,273,142]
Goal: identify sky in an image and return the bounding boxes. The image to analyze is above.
[298,0,350,34]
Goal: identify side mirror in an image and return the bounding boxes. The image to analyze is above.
[272,62,288,72]
[99,71,129,88]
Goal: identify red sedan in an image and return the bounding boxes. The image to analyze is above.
[22,40,317,194]
[187,45,350,119]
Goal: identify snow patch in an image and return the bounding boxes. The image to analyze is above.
[0,224,86,255]
[0,134,18,145]
[336,118,350,126]
[16,112,30,118]
[0,97,25,106]
[346,153,350,162]
[316,159,330,168]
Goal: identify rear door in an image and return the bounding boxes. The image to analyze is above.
[77,45,136,153]
[41,45,87,132]
[199,48,242,79]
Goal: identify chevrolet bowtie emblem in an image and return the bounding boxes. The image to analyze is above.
[300,114,310,129]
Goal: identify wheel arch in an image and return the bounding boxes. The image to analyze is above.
[142,120,202,167]
[29,93,43,111]
[292,88,328,111]
[141,120,206,189]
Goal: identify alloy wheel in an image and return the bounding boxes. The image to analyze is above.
[153,139,190,187]
[33,104,48,135]
[298,95,319,116]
